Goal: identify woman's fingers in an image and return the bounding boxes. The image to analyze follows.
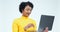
[43,27,48,32]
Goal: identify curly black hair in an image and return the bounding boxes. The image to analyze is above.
[19,1,34,13]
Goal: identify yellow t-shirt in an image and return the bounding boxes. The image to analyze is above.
[12,16,37,32]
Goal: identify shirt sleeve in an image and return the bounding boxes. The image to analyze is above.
[12,19,19,32]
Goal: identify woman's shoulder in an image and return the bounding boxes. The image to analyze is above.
[12,18,20,23]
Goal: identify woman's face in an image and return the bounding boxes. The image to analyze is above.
[22,5,32,17]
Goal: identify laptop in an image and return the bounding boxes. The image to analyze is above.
[38,15,55,32]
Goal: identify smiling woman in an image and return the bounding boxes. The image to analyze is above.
[12,1,48,32]
[12,1,37,32]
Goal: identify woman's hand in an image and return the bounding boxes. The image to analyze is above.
[43,27,48,32]
[24,23,34,31]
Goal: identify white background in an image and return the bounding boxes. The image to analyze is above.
[0,0,60,32]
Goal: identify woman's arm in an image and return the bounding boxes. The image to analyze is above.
[12,21,18,32]
[27,27,48,32]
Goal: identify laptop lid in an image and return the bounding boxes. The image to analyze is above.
[38,15,55,32]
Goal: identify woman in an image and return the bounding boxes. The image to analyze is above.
[12,1,48,32]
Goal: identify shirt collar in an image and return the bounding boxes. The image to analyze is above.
[21,15,28,19]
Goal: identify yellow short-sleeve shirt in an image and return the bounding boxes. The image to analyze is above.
[12,16,37,32]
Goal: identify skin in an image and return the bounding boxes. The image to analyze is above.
[22,5,48,32]
[22,5,32,17]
